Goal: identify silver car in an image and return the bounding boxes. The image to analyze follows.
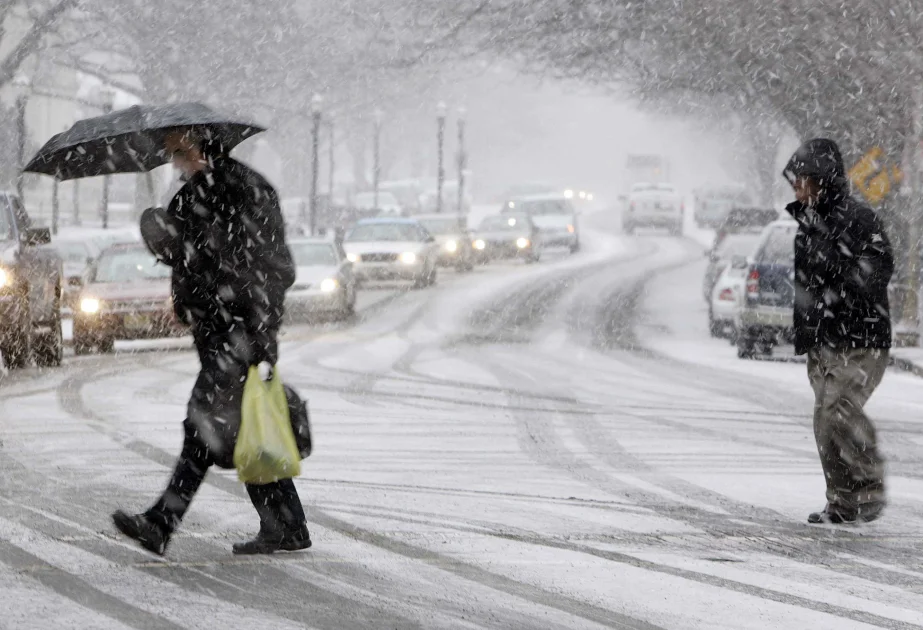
[286,238,357,320]
[343,218,439,288]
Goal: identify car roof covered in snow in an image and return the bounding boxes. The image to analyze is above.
[354,217,421,225]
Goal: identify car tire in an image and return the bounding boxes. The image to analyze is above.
[708,313,723,338]
[2,297,32,369]
[74,336,93,356]
[35,312,63,368]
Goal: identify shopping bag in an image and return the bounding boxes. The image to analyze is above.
[234,366,302,484]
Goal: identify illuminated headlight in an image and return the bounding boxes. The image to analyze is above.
[399,252,417,264]
[80,298,101,314]
[320,278,339,293]
[579,191,587,199]
[563,189,574,199]
[474,239,486,250]
[516,237,530,249]
[587,193,594,201]
[0,268,10,288]
[347,253,359,263]
[567,224,575,234]
[444,240,458,253]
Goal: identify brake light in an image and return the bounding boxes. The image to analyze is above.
[718,287,735,301]
[746,269,760,300]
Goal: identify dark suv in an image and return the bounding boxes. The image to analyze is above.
[735,220,798,359]
[0,192,64,369]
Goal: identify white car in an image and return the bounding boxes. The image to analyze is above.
[502,194,580,253]
[286,238,357,320]
[623,182,683,235]
[343,218,439,288]
[354,191,403,217]
[708,256,750,339]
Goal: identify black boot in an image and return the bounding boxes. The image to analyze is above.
[112,510,170,556]
[807,503,857,525]
[232,523,311,555]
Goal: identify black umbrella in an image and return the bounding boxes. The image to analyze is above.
[23,102,265,181]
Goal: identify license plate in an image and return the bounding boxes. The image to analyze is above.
[124,314,150,331]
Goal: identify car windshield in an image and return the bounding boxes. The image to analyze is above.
[94,248,171,283]
[759,227,796,264]
[57,242,92,264]
[291,242,338,266]
[480,215,528,231]
[716,234,761,259]
[506,199,572,215]
[346,223,423,242]
[418,218,460,234]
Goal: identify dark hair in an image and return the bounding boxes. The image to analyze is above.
[166,126,228,158]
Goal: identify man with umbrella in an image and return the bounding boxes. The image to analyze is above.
[26,105,311,555]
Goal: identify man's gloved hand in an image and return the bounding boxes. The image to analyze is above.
[257,361,274,382]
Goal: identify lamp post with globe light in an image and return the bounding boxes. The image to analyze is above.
[456,107,467,217]
[436,101,447,213]
[373,108,383,211]
[309,94,322,235]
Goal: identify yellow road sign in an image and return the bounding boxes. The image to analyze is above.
[849,147,902,206]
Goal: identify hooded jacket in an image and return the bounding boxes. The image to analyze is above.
[783,138,893,354]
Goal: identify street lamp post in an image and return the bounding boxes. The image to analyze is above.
[436,101,447,213]
[456,107,467,217]
[15,95,27,203]
[99,90,115,229]
[373,108,383,211]
[309,94,322,236]
[328,116,335,202]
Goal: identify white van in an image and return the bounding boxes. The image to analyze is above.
[623,183,683,235]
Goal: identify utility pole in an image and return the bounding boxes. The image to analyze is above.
[456,107,467,217]
[436,101,447,213]
[309,94,322,236]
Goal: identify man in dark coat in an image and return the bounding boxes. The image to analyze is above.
[783,137,893,524]
[113,128,310,555]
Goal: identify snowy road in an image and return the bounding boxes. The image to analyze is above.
[2,212,923,629]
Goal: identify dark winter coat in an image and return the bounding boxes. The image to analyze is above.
[166,156,295,366]
[783,138,893,355]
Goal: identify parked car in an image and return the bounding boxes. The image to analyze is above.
[73,243,185,354]
[502,193,579,253]
[0,192,63,369]
[51,238,101,311]
[342,218,439,288]
[286,238,357,320]
[735,220,799,359]
[693,185,753,228]
[415,214,474,271]
[703,232,764,303]
[708,255,751,340]
[471,213,541,264]
[623,183,683,235]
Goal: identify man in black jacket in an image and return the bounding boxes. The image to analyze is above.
[112,128,310,555]
[783,138,893,525]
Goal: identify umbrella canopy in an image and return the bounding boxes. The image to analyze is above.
[24,102,265,181]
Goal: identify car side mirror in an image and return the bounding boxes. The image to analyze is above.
[731,255,748,270]
[21,227,51,247]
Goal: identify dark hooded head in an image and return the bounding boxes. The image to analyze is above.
[783,138,848,206]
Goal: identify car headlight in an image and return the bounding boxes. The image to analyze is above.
[347,253,359,263]
[80,298,101,314]
[399,252,417,265]
[0,268,9,288]
[444,240,458,253]
[320,278,339,293]
[474,239,486,250]
[516,237,530,249]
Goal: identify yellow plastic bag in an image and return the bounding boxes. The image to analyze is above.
[234,366,302,484]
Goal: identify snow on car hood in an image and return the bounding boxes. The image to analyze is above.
[82,279,171,302]
[294,265,339,285]
[0,241,17,266]
[529,214,574,230]
[473,230,531,242]
[343,241,426,255]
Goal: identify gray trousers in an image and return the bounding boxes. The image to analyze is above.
[807,347,888,511]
